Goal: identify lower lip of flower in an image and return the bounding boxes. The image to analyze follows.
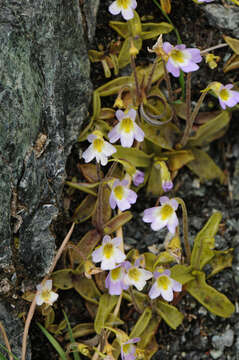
[219,89,230,101]
[128,267,140,281]
[103,243,114,259]
[114,185,125,200]
[93,138,104,152]
[120,117,134,133]
[160,204,174,220]
[117,0,131,9]
[157,275,171,290]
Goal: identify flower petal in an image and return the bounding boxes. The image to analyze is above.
[109,1,121,15]
[122,7,134,20]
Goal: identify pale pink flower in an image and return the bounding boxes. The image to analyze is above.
[109,0,137,21]
[82,133,116,166]
[92,235,126,270]
[121,337,140,360]
[216,83,239,110]
[110,179,137,211]
[123,260,152,291]
[149,269,182,302]
[105,263,129,295]
[143,196,179,234]
[36,280,58,306]
[108,108,144,148]
[163,42,202,77]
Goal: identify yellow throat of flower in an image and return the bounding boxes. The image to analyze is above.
[160,204,174,220]
[93,138,104,153]
[128,267,140,282]
[170,49,185,64]
[103,243,114,259]
[120,117,134,133]
[114,185,125,200]
[41,289,51,302]
[117,0,130,9]
[219,88,230,101]
[122,343,131,354]
[111,267,122,280]
[157,275,171,290]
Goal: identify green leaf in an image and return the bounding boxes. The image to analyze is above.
[52,269,73,290]
[170,264,195,285]
[37,322,67,360]
[137,318,160,358]
[130,307,152,338]
[94,294,118,334]
[66,181,98,196]
[223,35,239,55]
[112,146,152,167]
[65,323,95,340]
[73,195,96,224]
[104,211,133,234]
[147,163,163,197]
[141,122,179,150]
[78,164,103,183]
[166,150,195,171]
[191,212,222,270]
[73,275,101,304]
[63,311,81,360]
[109,21,130,39]
[44,307,55,328]
[186,271,235,318]
[129,290,149,313]
[187,111,231,147]
[141,22,173,39]
[153,251,176,268]
[144,252,157,272]
[155,300,184,329]
[208,248,234,278]
[109,158,136,176]
[97,76,131,97]
[186,148,225,183]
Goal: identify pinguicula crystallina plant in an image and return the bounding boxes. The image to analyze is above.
[18,2,239,360]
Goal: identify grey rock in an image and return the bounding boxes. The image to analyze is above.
[203,4,239,38]
[210,349,223,360]
[212,329,234,351]
[232,158,239,201]
[83,0,100,43]
[0,299,31,360]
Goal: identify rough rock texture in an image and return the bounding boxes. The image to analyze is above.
[203,4,239,38]
[0,300,31,360]
[0,0,97,278]
[0,0,99,357]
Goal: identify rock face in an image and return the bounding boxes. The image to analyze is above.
[0,0,99,357]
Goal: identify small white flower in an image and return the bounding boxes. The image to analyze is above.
[110,179,137,211]
[82,132,116,166]
[124,260,152,291]
[143,196,179,234]
[92,235,126,270]
[36,280,58,306]
[109,0,137,21]
[149,269,182,302]
[108,108,144,148]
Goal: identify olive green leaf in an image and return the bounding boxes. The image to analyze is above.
[186,148,225,183]
[73,195,96,224]
[186,271,235,318]
[52,269,74,290]
[170,264,195,285]
[104,211,133,234]
[94,293,118,334]
[191,212,222,270]
[155,300,184,329]
[73,275,101,305]
[112,146,152,167]
[208,248,234,278]
[141,22,173,39]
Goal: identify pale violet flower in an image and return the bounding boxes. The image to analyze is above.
[149,269,182,302]
[108,108,144,148]
[105,263,129,295]
[197,0,214,3]
[216,83,239,110]
[158,161,173,192]
[110,179,137,211]
[132,169,144,186]
[143,196,179,234]
[36,280,58,306]
[92,235,126,270]
[162,180,173,192]
[82,132,116,166]
[109,0,137,21]
[163,42,202,77]
[124,260,152,291]
[121,337,140,360]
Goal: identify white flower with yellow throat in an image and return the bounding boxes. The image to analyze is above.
[82,131,116,166]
